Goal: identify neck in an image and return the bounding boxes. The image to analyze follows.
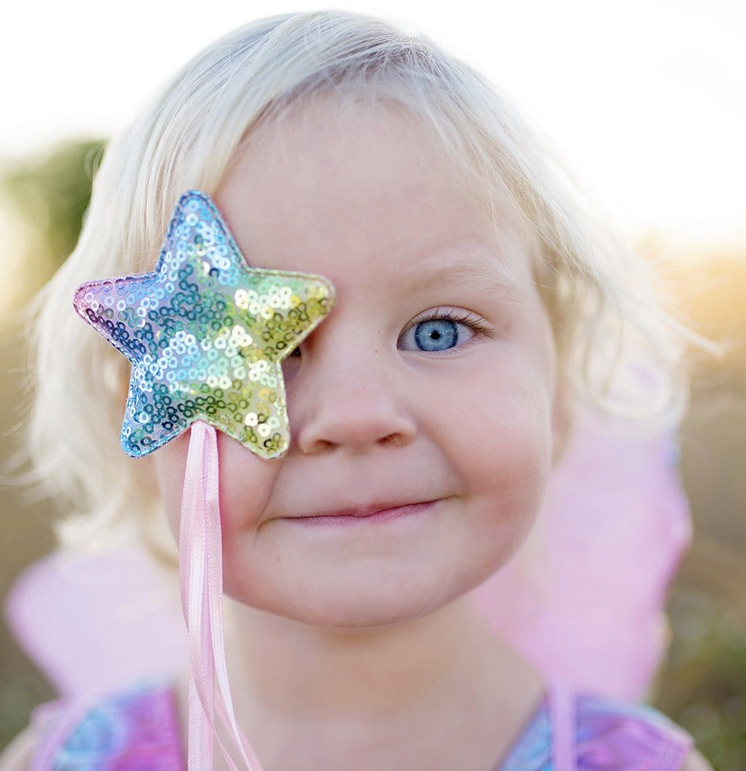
[230,596,490,716]
[236,595,537,738]
[175,594,544,771]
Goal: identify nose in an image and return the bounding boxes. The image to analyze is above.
[290,355,417,455]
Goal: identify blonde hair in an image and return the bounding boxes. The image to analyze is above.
[27,10,699,548]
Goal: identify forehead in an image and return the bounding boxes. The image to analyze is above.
[215,98,532,293]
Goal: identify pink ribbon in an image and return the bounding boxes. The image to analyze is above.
[179,421,266,771]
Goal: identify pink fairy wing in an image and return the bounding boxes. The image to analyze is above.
[471,408,691,700]
[5,544,187,697]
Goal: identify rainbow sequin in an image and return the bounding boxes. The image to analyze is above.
[73,190,335,459]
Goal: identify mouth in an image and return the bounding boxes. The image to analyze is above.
[285,499,441,526]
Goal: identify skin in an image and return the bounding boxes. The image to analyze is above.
[153,99,564,771]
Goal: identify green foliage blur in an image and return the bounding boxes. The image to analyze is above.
[1,141,745,768]
[3,138,105,263]
[0,139,105,311]
[661,587,746,769]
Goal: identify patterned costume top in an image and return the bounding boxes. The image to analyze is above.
[29,679,693,771]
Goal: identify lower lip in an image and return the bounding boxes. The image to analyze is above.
[288,500,438,526]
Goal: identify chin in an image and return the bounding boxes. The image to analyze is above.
[226,575,460,632]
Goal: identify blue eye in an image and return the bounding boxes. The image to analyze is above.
[414,319,459,351]
[399,314,478,353]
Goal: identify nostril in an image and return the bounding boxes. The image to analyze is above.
[298,437,333,455]
[298,431,409,455]
[382,433,406,448]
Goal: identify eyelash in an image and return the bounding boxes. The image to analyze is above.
[406,308,490,335]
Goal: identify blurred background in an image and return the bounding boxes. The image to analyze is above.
[1,0,744,768]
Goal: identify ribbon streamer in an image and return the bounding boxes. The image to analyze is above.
[179,421,266,771]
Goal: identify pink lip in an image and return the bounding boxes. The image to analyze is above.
[287,500,439,526]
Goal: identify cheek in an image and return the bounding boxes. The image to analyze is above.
[214,432,283,536]
[153,430,281,565]
[466,402,553,581]
[454,366,555,517]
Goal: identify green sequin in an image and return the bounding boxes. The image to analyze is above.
[74,190,335,459]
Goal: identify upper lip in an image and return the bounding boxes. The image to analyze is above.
[290,499,439,519]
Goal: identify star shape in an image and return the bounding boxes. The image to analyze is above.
[73,190,335,460]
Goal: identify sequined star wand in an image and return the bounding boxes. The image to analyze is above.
[74,190,335,771]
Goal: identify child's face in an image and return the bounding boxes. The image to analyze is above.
[154,100,562,630]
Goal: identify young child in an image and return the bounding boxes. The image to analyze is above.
[1,10,712,771]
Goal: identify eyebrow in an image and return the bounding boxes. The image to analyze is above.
[413,248,525,305]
